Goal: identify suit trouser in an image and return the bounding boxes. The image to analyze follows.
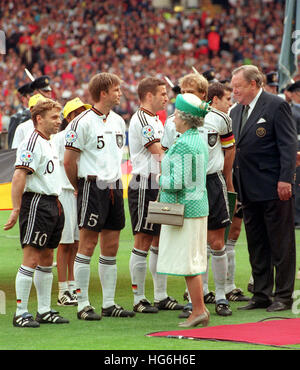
[294,166,300,224]
[243,198,296,305]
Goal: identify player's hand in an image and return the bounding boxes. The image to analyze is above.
[3,209,19,230]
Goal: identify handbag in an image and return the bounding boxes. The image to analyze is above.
[146,192,185,226]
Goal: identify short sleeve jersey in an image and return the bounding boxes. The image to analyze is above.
[128,108,164,177]
[198,109,235,174]
[15,130,61,196]
[64,107,126,182]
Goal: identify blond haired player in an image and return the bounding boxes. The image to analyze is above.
[4,99,69,327]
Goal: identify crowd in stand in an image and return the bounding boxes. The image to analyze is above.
[0,0,292,130]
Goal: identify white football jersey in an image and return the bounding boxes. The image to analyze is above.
[15,130,61,196]
[198,109,235,174]
[128,108,164,177]
[65,107,126,182]
[12,119,34,149]
[51,130,73,190]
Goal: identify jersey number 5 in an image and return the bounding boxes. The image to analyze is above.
[97,136,105,149]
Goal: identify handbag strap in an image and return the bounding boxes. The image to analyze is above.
[157,188,179,203]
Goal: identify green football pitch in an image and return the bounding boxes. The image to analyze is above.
[1,200,300,351]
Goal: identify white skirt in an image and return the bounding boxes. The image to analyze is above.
[157,217,207,276]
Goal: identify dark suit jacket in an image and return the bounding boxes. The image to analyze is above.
[230,90,297,203]
[291,102,300,140]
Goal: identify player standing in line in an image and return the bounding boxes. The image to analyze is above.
[4,99,69,327]
[64,73,135,320]
[200,82,249,317]
[51,97,91,306]
[128,77,183,313]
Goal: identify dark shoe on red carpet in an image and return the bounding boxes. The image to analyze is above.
[238,300,271,310]
[266,301,292,312]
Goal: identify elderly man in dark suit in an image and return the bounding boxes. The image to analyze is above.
[230,65,297,312]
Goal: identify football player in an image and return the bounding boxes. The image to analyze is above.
[64,73,134,320]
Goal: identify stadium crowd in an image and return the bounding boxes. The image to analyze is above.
[0,0,291,131]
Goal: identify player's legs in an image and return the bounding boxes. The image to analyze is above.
[97,228,134,317]
[15,193,67,327]
[208,228,228,302]
[57,243,69,299]
[57,242,78,305]
[225,215,242,294]
[149,235,168,302]
[57,189,78,304]
[205,174,232,315]
[74,228,98,312]
[67,240,78,295]
[16,246,59,318]
[130,232,153,305]
[15,245,42,317]
[99,229,120,309]
[34,248,54,315]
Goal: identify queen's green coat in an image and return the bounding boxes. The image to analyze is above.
[159,127,209,218]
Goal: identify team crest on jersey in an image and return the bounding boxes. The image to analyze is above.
[116,134,123,148]
[142,125,154,138]
[20,150,34,164]
[208,133,218,147]
[65,130,78,144]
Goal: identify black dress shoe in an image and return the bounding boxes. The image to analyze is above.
[266,301,292,312]
[237,300,271,310]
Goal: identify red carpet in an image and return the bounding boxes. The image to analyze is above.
[148,318,300,347]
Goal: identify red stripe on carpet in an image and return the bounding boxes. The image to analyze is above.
[148,318,300,346]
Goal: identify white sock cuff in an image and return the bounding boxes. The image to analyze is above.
[18,265,35,277]
[132,248,148,258]
[225,239,237,250]
[36,265,53,273]
[75,253,91,264]
[150,246,158,255]
[99,255,116,265]
[211,246,226,256]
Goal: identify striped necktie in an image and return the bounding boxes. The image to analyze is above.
[240,105,250,134]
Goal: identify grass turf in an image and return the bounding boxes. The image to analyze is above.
[1,200,300,351]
